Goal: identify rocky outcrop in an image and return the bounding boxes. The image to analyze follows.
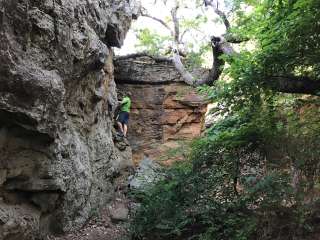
[0,0,138,238]
[115,55,207,164]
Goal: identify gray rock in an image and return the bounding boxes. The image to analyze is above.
[109,203,129,222]
[31,193,60,213]
[128,157,164,190]
[0,0,138,238]
[115,55,183,84]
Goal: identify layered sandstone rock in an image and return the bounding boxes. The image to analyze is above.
[0,0,138,238]
[115,55,207,164]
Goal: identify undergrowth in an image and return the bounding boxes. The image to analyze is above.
[130,95,320,240]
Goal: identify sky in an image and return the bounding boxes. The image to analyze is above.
[116,0,228,55]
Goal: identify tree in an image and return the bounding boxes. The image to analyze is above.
[228,0,320,95]
[135,0,320,95]
[137,0,236,86]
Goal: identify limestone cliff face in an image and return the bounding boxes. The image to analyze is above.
[115,55,207,164]
[0,0,138,238]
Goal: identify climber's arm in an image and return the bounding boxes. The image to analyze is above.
[120,97,129,105]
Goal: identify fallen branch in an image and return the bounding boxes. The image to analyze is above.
[268,75,320,95]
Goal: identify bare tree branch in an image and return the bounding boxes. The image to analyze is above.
[172,49,196,85]
[214,8,230,31]
[140,8,174,36]
[171,0,180,44]
[180,29,190,43]
[204,0,230,31]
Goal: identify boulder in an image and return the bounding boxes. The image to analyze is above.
[109,203,129,222]
[128,157,163,190]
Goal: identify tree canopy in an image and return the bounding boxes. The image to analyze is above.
[229,0,320,95]
[132,0,320,95]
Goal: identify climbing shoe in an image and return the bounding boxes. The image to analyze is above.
[117,132,124,137]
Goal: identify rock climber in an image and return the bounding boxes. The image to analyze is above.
[117,93,132,137]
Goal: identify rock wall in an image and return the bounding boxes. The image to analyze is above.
[115,55,207,164]
[0,0,139,238]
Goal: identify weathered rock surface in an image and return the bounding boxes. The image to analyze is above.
[128,157,163,190]
[109,202,129,222]
[115,55,207,164]
[0,201,41,240]
[0,0,138,238]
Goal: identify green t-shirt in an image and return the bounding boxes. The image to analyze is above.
[120,96,131,112]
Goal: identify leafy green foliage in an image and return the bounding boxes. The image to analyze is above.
[231,0,320,88]
[180,15,208,30]
[134,28,172,55]
[184,43,212,70]
[131,94,320,240]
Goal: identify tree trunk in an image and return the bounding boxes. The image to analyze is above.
[269,76,320,95]
[172,36,236,86]
[172,50,195,85]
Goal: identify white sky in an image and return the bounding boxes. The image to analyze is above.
[116,0,228,55]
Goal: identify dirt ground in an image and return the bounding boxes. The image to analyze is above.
[48,208,129,240]
[48,181,132,240]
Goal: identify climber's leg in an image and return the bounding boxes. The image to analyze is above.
[123,124,128,137]
[117,121,124,135]
[122,112,129,137]
[117,111,129,137]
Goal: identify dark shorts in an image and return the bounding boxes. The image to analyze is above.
[117,111,129,125]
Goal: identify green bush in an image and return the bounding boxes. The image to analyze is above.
[130,95,320,240]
